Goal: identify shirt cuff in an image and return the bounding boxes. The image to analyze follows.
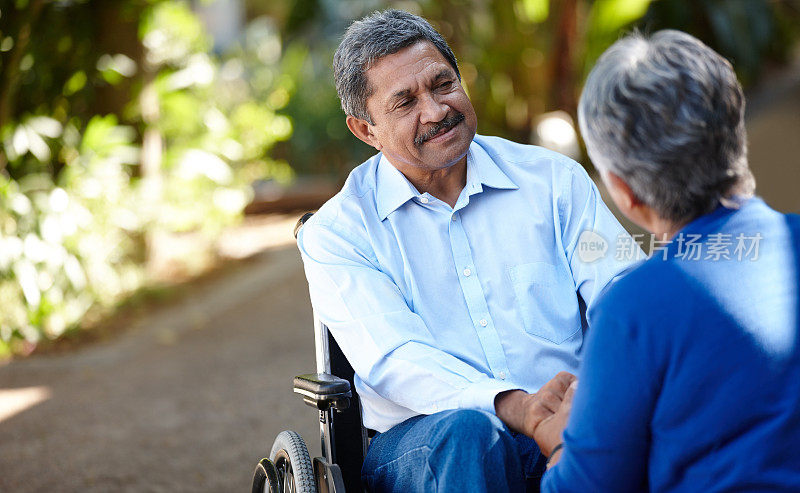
[459,378,522,415]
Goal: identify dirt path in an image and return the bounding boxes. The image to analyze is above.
[0,246,320,492]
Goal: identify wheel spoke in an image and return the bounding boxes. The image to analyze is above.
[270,432,312,493]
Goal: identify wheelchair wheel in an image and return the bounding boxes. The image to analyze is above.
[251,457,279,493]
[270,430,315,493]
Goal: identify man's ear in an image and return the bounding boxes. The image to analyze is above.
[346,115,382,151]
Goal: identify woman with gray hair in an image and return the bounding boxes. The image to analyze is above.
[532,30,800,491]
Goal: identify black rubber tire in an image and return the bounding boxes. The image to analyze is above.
[251,457,280,493]
[270,430,316,493]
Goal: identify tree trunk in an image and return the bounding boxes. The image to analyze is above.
[0,0,47,171]
[551,0,578,115]
[139,59,166,278]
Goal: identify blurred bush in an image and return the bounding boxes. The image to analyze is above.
[140,2,293,236]
[1,115,142,351]
[0,0,291,356]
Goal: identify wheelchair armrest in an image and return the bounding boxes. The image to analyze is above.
[293,373,352,411]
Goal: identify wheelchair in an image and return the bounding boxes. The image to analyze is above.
[252,213,369,493]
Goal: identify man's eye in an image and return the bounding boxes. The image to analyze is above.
[437,81,453,90]
[398,99,413,108]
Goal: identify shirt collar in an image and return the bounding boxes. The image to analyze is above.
[465,140,519,193]
[375,139,519,220]
[376,153,421,220]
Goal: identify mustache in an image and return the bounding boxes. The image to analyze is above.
[414,112,465,147]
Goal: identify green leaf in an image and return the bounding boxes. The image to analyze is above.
[64,71,88,96]
[516,0,549,24]
[590,0,653,34]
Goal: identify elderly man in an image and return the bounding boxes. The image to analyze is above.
[298,9,636,491]
[533,31,800,491]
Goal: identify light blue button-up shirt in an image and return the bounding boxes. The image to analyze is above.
[298,135,638,432]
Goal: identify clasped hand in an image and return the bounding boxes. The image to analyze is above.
[494,371,578,457]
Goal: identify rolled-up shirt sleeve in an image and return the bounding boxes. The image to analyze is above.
[297,216,518,418]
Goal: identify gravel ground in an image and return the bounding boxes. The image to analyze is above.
[0,246,321,492]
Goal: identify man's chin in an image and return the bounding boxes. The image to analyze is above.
[422,142,472,169]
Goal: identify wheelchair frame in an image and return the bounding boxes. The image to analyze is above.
[306,317,369,492]
[253,213,369,493]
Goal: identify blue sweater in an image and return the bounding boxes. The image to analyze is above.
[542,197,800,492]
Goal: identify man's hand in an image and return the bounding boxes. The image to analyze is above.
[494,371,576,442]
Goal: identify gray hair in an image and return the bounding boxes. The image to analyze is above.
[578,30,755,223]
[333,9,461,124]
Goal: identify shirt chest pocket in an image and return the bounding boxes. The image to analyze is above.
[508,262,581,344]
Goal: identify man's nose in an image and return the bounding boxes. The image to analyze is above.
[418,93,448,125]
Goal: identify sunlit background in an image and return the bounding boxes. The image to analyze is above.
[1,0,799,355]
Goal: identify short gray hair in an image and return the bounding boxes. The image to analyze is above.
[578,30,755,223]
[333,9,461,124]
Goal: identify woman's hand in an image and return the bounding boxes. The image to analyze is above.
[495,371,577,447]
[534,379,577,458]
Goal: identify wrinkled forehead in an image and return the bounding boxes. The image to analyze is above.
[365,41,454,99]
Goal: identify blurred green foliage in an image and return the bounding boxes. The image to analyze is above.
[0,0,291,355]
[257,0,798,176]
[140,2,292,235]
[1,115,142,351]
[0,0,797,355]
[638,0,800,86]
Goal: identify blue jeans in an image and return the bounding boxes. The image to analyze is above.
[361,409,547,492]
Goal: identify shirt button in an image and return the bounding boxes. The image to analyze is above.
[479,319,488,327]
[451,215,457,221]
[463,268,471,277]
[419,196,429,204]
[498,372,506,380]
